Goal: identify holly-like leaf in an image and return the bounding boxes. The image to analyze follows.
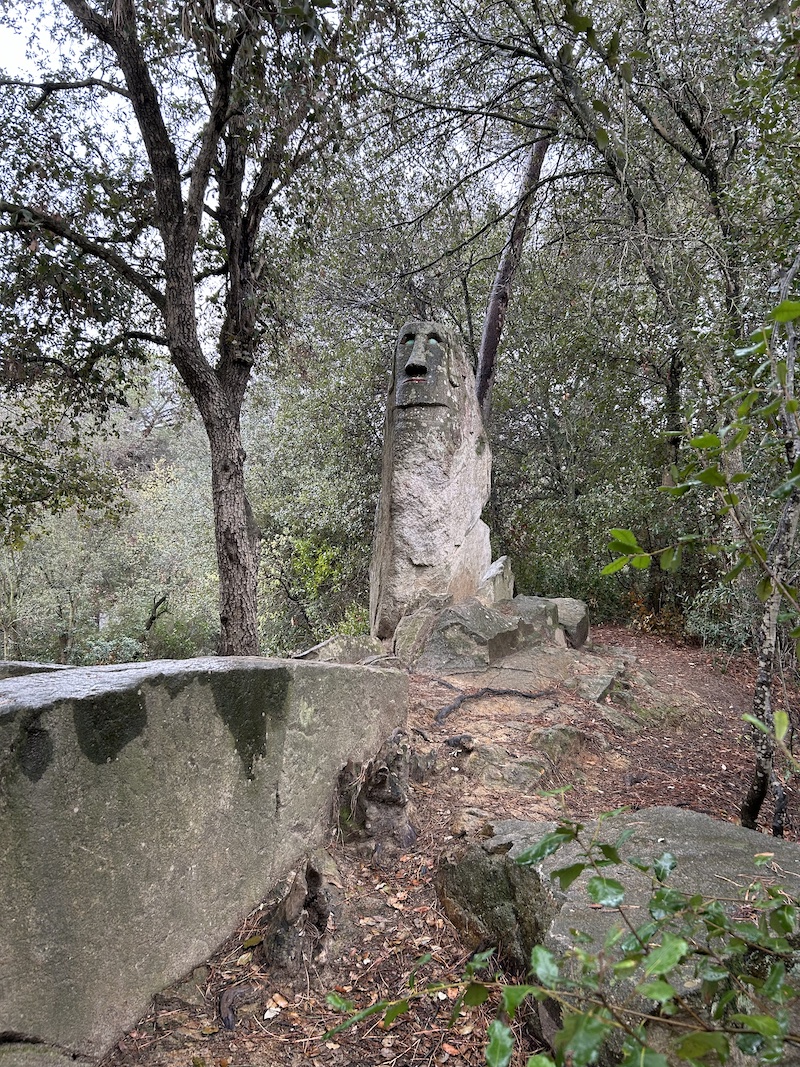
[673,1031,729,1062]
[643,933,689,976]
[502,984,538,1018]
[653,852,677,882]
[485,1019,514,1067]
[555,1011,613,1067]
[516,828,578,867]
[552,862,587,890]
[530,945,560,985]
[587,876,625,907]
[464,983,489,1007]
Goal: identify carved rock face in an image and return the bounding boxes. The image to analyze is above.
[394,322,453,408]
[370,320,492,640]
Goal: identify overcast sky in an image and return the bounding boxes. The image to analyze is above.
[0,25,29,75]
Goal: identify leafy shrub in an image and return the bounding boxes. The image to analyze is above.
[326,812,800,1066]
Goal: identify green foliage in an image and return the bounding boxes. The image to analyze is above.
[0,420,218,663]
[326,812,800,1066]
[246,324,384,654]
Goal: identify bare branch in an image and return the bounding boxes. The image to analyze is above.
[0,76,131,110]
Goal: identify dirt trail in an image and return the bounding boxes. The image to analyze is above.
[102,626,795,1067]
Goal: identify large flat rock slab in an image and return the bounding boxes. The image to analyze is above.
[442,644,630,703]
[0,657,407,1061]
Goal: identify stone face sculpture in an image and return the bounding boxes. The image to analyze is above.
[369,320,492,640]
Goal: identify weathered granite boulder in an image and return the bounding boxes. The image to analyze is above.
[475,556,515,605]
[549,597,590,648]
[0,657,407,1063]
[501,596,589,650]
[293,633,386,664]
[369,321,492,640]
[438,808,800,1065]
[414,599,519,672]
[407,595,583,673]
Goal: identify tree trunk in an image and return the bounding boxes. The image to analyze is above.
[475,105,558,424]
[740,588,781,829]
[740,489,800,830]
[207,417,260,656]
[741,251,800,830]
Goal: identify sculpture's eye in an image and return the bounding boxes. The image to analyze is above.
[400,334,415,347]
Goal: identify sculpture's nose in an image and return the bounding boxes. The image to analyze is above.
[404,335,428,379]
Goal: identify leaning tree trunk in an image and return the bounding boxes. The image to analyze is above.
[740,488,800,831]
[475,104,558,425]
[741,252,800,831]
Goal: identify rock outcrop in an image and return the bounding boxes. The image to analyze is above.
[437,807,800,1065]
[394,594,590,672]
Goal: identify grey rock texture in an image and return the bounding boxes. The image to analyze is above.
[0,657,407,1061]
[0,661,72,680]
[369,321,491,640]
[438,808,800,1065]
[549,597,590,648]
[293,633,386,664]
[410,595,583,674]
[475,556,515,605]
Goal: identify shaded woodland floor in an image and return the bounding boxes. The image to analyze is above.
[101,625,797,1067]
